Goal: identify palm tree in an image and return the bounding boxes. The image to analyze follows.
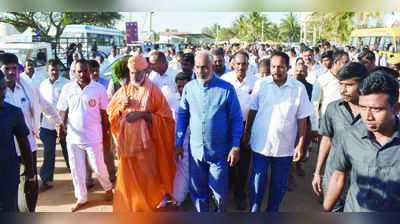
[279,12,301,43]
[232,12,272,42]
[268,24,281,42]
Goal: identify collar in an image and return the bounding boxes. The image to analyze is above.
[264,75,296,88]
[74,80,93,90]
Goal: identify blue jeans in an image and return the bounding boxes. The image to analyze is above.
[39,128,58,183]
[249,152,293,212]
[189,153,229,212]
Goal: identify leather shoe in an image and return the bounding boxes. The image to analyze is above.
[39,182,53,192]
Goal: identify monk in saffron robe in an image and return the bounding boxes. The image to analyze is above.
[107,55,176,212]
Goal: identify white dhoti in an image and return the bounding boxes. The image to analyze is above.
[172,147,189,204]
[67,141,112,203]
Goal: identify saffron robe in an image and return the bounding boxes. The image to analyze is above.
[107,78,176,212]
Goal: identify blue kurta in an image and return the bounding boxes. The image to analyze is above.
[176,75,243,161]
[176,75,243,212]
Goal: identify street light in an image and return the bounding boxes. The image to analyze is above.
[150,11,154,33]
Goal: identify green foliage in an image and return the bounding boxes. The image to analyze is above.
[0,12,122,39]
[111,58,129,84]
[232,12,271,42]
[305,12,384,44]
[279,12,301,43]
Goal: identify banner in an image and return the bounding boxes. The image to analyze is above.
[126,22,138,44]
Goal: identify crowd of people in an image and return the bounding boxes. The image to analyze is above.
[1,39,400,213]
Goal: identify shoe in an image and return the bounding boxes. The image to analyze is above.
[39,182,53,192]
[235,198,247,211]
[71,201,88,212]
[105,189,113,201]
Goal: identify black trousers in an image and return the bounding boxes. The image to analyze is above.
[229,122,252,200]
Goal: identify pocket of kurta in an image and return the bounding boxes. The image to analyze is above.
[118,118,155,158]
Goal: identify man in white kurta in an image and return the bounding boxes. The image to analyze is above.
[221,51,258,210]
[57,59,112,212]
[1,53,63,212]
[310,51,350,139]
[244,52,314,212]
[161,72,191,207]
[149,51,178,92]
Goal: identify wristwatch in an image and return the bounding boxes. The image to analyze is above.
[27,174,37,182]
[232,147,240,152]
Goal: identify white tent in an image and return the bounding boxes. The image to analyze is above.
[0,23,21,36]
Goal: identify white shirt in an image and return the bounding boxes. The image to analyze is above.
[249,76,314,157]
[310,70,341,131]
[168,58,182,71]
[162,87,190,150]
[247,63,258,75]
[21,71,46,88]
[5,81,36,152]
[57,81,109,144]
[305,63,323,84]
[149,67,178,92]
[21,75,63,136]
[221,71,259,121]
[40,77,70,130]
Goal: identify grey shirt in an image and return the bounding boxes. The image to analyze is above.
[319,99,361,181]
[332,120,400,212]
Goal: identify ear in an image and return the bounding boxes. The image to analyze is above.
[392,101,400,116]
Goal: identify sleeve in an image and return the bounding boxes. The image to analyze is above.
[330,133,352,172]
[310,79,322,131]
[319,102,334,137]
[56,85,69,111]
[249,79,262,111]
[99,86,109,110]
[176,85,190,147]
[296,84,315,119]
[106,88,123,138]
[38,89,63,126]
[106,79,115,99]
[227,85,244,148]
[13,107,30,138]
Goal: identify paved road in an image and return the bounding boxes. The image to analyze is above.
[35,143,322,212]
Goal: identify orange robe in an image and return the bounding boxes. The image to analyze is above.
[107,78,176,212]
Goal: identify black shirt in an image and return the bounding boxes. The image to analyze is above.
[0,102,30,193]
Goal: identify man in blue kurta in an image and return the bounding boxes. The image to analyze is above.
[175,51,243,212]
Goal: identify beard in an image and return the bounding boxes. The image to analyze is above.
[132,75,145,87]
[198,73,211,83]
[215,65,224,73]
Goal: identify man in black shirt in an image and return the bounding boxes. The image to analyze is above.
[0,70,37,212]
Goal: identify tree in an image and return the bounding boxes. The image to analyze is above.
[232,12,272,42]
[202,23,219,39]
[165,28,179,32]
[0,12,122,40]
[279,12,301,43]
[305,11,384,44]
[269,24,281,42]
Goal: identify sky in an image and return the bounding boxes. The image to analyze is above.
[116,12,304,34]
[116,12,399,34]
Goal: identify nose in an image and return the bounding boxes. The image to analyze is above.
[366,108,374,121]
